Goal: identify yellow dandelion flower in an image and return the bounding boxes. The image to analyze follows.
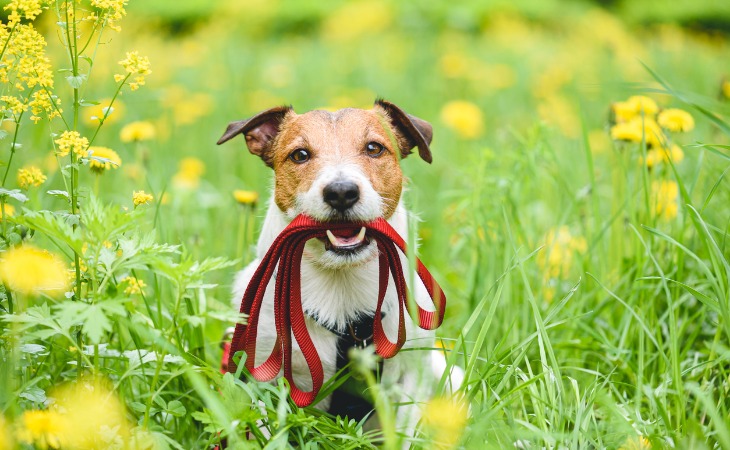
[626,95,659,116]
[16,410,64,449]
[610,117,664,147]
[612,101,637,123]
[86,146,122,174]
[172,157,205,189]
[233,190,258,206]
[121,276,146,295]
[17,166,47,189]
[657,108,694,132]
[421,396,469,449]
[0,414,13,450]
[537,226,587,279]
[1,203,16,219]
[440,100,484,139]
[321,0,393,41]
[132,190,153,207]
[54,131,88,158]
[652,180,679,220]
[83,98,125,126]
[120,120,156,142]
[641,145,684,169]
[0,246,69,296]
[51,378,132,449]
[619,435,651,450]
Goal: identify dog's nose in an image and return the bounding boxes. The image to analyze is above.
[323,181,360,212]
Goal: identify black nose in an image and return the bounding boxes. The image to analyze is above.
[323,181,360,212]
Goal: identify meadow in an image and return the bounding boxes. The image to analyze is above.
[1,0,730,448]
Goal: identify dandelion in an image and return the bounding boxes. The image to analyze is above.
[651,180,679,220]
[626,95,659,116]
[610,116,664,147]
[233,190,258,206]
[440,100,484,139]
[172,157,205,189]
[421,396,468,449]
[16,410,64,449]
[0,415,13,450]
[115,51,152,91]
[0,246,69,296]
[611,101,637,123]
[54,131,89,158]
[1,203,16,219]
[619,435,651,449]
[120,120,156,142]
[641,145,684,169]
[86,146,122,173]
[132,190,153,207]
[50,378,132,449]
[121,276,146,295]
[17,166,47,189]
[537,226,588,279]
[657,108,694,132]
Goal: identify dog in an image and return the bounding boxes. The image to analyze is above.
[218,99,460,435]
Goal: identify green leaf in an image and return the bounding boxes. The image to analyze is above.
[19,386,46,403]
[65,74,88,89]
[166,400,186,417]
[46,190,70,200]
[54,299,127,344]
[0,188,28,202]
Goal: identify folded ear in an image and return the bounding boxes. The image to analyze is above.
[374,99,433,163]
[217,105,292,167]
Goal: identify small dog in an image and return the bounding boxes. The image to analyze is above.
[218,100,458,433]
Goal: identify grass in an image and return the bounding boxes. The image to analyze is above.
[1,1,730,449]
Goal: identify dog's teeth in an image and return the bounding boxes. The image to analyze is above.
[356,227,366,243]
[326,230,338,246]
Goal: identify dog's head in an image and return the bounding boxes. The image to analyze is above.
[218,100,432,268]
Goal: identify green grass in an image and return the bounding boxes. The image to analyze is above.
[2,1,730,449]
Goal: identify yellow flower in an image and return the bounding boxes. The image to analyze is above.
[120,120,156,142]
[16,410,64,449]
[657,108,694,132]
[172,157,205,189]
[83,98,124,126]
[321,0,393,41]
[0,415,14,450]
[132,190,153,207]
[115,51,152,91]
[440,100,484,139]
[50,378,132,449]
[652,180,679,220]
[86,146,122,173]
[17,166,46,189]
[619,435,651,449]
[4,0,45,23]
[121,276,146,295]
[610,117,664,147]
[1,203,15,219]
[641,145,684,169]
[233,190,258,206]
[0,246,69,296]
[421,396,468,449]
[626,95,659,116]
[90,0,126,32]
[537,226,587,280]
[54,131,89,158]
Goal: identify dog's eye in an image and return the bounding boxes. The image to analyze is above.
[365,142,385,158]
[289,149,310,164]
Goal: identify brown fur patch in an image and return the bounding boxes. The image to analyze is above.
[271,108,404,219]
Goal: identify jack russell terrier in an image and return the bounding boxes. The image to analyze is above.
[218,99,461,433]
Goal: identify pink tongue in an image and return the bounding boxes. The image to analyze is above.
[334,235,359,246]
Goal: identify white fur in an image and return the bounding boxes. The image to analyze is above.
[232,162,459,437]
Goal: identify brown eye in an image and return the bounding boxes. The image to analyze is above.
[289,149,310,163]
[365,142,385,157]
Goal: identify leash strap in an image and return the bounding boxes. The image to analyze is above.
[228,214,446,407]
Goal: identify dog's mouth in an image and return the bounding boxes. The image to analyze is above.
[320,227,369,254]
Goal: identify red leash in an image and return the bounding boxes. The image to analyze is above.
[227,214,446,407]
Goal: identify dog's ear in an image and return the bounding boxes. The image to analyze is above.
[374,99,433,164]
[217,105,292,166]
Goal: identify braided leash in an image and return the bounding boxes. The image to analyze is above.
[227,214,446,407]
